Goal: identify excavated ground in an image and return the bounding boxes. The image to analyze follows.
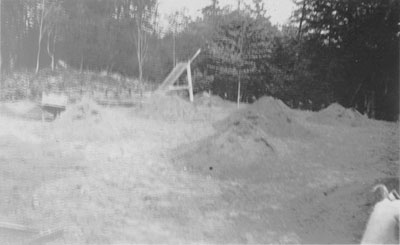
[0,96,398,244]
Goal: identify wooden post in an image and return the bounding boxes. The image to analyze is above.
[187,61,194,102]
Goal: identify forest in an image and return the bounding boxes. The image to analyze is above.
[1,0,399,120]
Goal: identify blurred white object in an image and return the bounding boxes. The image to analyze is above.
[57,60,68,69]
[361,185,400,244]
[110,73,122,81]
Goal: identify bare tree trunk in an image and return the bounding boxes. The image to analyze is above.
[237,71,241,109]
[36,0,45,74]
[293,0,307,76]
[80,54,83,73]
[136,18,143,83]
[133,1,154,91]
[47,32,51,68]
[46,29,56,71]
[173,31,176,67]
[297,0,306,42]
[51,29,57,70]
[350,83,362,106]
[0,26,2,71]
[237,22,245,109]
[370,91,375,119]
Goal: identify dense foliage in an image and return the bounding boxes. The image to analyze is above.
[1,0,398,120]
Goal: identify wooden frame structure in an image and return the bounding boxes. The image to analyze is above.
[41,92,68,120]
[157,49,201,102]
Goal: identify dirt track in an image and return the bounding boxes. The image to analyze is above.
[0,97,398,244]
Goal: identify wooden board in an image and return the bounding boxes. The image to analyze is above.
[41,92,68,108]
[157,62,187,91]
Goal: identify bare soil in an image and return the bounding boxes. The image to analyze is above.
[0,96,398,244]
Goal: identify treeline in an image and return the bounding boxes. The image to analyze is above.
[1,0,398,120]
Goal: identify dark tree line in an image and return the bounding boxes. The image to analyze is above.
[1,0,398,120]
[290,0,399,119]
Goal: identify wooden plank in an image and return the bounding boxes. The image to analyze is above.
[158,62,187,91]
[189,49,201,63]
[156,49,200,103]
[158,49,201,92]
[187,61,194,102]
[41,92,68,108]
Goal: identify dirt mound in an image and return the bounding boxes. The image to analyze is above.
[57,97,102,122]
[177,96,307,182]
[137,95,208,121]
[0,100,52,120]
[2,101,37,115]
[25,105,49,120]
[52,98,129,142]
[178,121,277,182]
[215,96,311,139]
[308,103,369,126]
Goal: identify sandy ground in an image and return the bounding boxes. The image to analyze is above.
[0,97,398,244]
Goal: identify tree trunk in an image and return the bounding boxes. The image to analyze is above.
[369,91,375,119]
[51,29,57,70]
[46,29,56,71]
[133,2,152,90]
[0,21,2,71]
[35,0,45,74]
[237,71,241,109]
[173,31,176,67]
[297,0,306,42]
[80,54,83,73]
[237,22,245,109]
[137,20,143,83]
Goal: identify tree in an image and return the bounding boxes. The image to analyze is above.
[206,4,278,105]
[45,0,67,70]
[35,0,66,73]
[167,8,191,67]
[129,0,158,83]
[208,12,247,107]
[35,0,45,73]
[202,0,221,19]
[292,0,309,42]
[292,0,399,118]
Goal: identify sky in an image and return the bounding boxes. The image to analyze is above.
[158,0,295,26]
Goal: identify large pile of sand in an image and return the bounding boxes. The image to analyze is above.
[308,103,368,127]
[2,101,37,115]
[178,122,277,182]
[214,96,311,139]
[51,97,116,142]
[0,100,53,121]
[177,96,308,182]
[57,97,102,123]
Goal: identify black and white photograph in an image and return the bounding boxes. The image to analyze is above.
[0,0,399,244]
